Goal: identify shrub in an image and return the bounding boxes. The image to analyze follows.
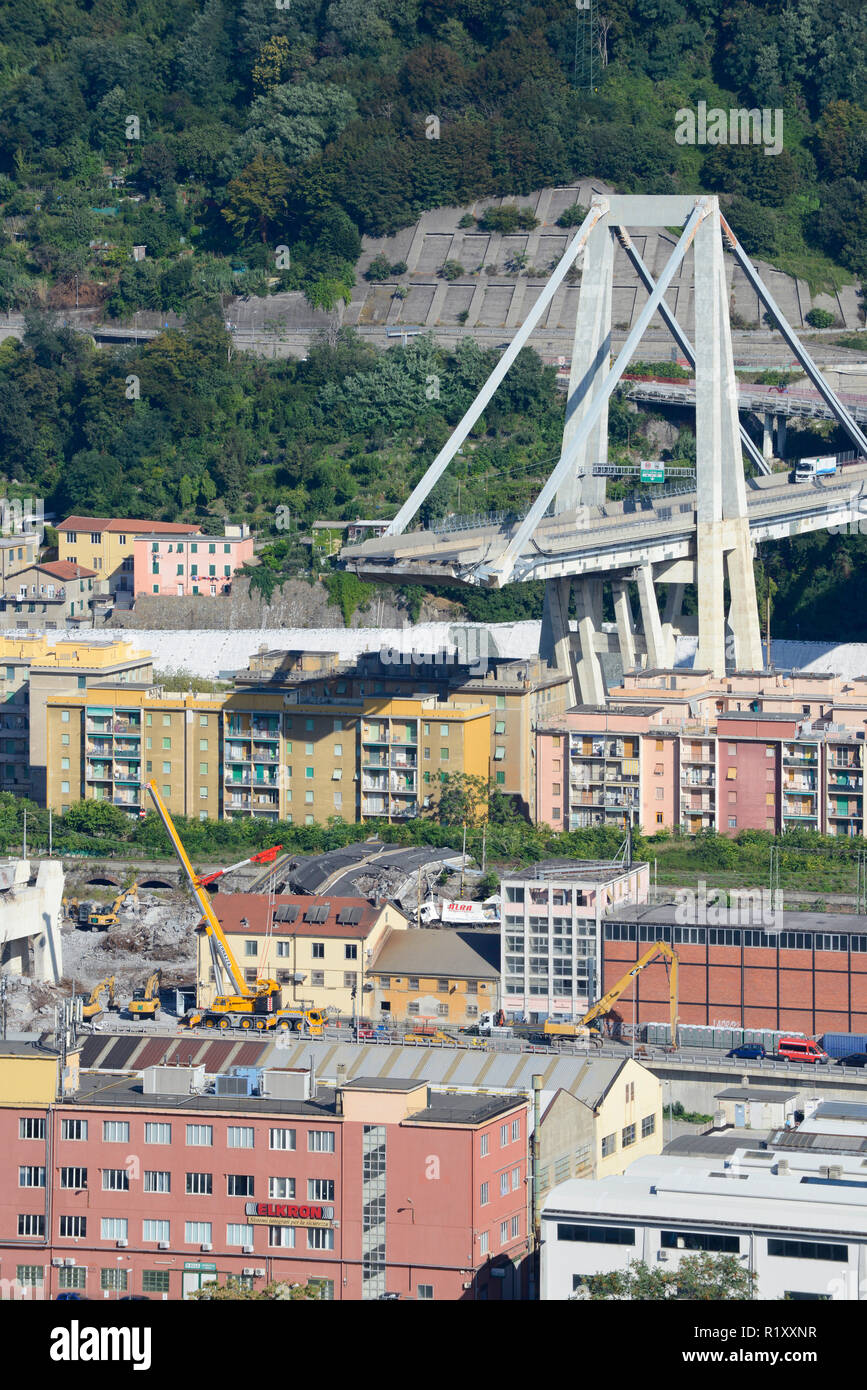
[805,306,835,328]
[440,260,465,280]
[365,253,393,282]
[557,202,587,228]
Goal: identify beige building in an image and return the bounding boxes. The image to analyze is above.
[234,649,571,819]
[0,560,96,631]
[46,682,223,817]
[536,1057,663,1200]
[196,893,408,1016]
[0,532,40,588]
[367,928,501,1025]
[0,635,152,802]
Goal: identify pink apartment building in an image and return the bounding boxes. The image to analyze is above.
[134,531,255,598]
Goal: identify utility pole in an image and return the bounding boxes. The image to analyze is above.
[416,864,422,929]
[22,808,26,860]
[481,821,487,876]
[460,822,467,897]
[49,809,53,857]
[0,975,7,1040]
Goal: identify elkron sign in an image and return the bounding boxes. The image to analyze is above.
[245,1201,335,1227]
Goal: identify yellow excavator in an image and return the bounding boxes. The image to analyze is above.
[128,970,162,1018]
[87,885,138,931]
[145,781,326,1035]
[580,939,680,1049]
[80,976,120,1020]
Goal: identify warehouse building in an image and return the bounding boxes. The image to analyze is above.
[602,902,867,1035]
[542,1146,867,1301]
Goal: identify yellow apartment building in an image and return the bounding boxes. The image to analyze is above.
[0,634,152,802]
[45,683,224,817]
[196,893,408,1016]
[57,515,199,598]
[367,928,501,1026]
[221,690,491,824]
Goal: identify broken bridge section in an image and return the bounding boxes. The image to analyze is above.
[342,195,867,702]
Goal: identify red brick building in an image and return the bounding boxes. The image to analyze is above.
[0,1046,529,1302]
[603,905,867,1036]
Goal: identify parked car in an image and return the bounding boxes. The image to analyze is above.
[776,1036,829,1064]
[55,1292,89,1300]
[726,1044,766,1059]
[836,1053,867,1068]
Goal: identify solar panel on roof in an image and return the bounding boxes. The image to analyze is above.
[348,907,362,924]
[274,905,299,923]
[304,903,329,923]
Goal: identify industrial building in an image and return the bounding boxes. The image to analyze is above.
[541,1146,867,1300]
[0,1039,530,1301]
[601,902,867,1036]
[500,858,650,1020]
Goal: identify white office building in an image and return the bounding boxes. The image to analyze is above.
[500,859,649,1020]
[541,1147,867,1301]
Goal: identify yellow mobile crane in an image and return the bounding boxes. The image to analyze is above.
[145,781,325,1035]
[580,939,679,1049]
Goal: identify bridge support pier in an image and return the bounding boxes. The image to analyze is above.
[636,563,666,669]
[662,583,685,667]
[776,414,786,459]
[540,576,578,706]
[612,579,637,673]
[763,412,774,460]
[572,577,606,705]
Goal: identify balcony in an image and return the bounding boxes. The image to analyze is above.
[362,759,388,772]
[112,720,141,735]
[362,776,388,792]
[390,755,417,770]
[86,766,112,781]
[251,726,279,739]
[251,750,279,763]
[226,774,252,787]
[225,750,250,764]
[114,740,140,755]
[362,799,388,817]
[783,751,817,765]
[113,794,139,808]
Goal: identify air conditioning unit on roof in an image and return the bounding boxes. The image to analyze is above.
[158,1241,170,1250]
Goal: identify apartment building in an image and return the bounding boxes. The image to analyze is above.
[537,700,867,838]
[500,859,650,1021]
[0,635,152,803]
[0,532,40,587]
[133,529,254,598]
[0,560,96,631]
[57,515,199,600]
[197,893,407,1017]
[45,683,224,818]
[221,689,490,824]
[234,648,571,819]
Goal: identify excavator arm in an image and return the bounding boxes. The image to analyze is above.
[581,939,679,1046]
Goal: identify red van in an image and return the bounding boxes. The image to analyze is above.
[776,1037,829,1064]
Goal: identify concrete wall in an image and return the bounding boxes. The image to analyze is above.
[0,859,63,984]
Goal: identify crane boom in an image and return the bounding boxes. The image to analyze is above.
[581,939,679,1046]
[145,780,253,999]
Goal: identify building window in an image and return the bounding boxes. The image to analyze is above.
[500,1123,509,1147]
[60,1167,87,1189]
[601,1134,617,1158]
[102,1168,129,1192]
[641,1114,656,1138]
[480,1181,489,1206]
[270,1127,296,1151]
[18,1214,45,1237]
[143,1171,171,1193]
[308,1178,335,1201]
[227,1174,255,1196]
[480,1134,489,1158]
[59,1215,87,1238]
[101,1268,128,1292]
[61,1119,87,1141]
[311,942,325,959]
[186,1172,212,1195]
[19,1118,45,1141]
[767,1238,848,1262]
[142,1220,170,1244]
[499,1172,509,1197]
[308,1130,336,1153]
[185,1221,212,1245]
[18,1166,45,1187]
[557,1223,635,1244]
[145,1122,171,1145]
[269,1177,296,1199]
[345,944,358,961]
[417,1284,434,1300]
[102,1120,129,1143]
[58,1267,86,1291]
[661,1230,739,1253]
[268,1226,296,1248]
[512,1166,521,1190]
[479,1231,489,1256]
[307,1228,335,1250]
[142,1271,170,1294]
[100,1217,128,1242]
[185,1124,213,1147]
[226,1224,256,1247]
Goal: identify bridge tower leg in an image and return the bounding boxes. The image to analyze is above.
[694,210,763,675]
[612,579,637,673]
[661,583,685,667]
[636,563,666,669]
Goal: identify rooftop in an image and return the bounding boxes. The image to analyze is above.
[369,929,500,980]
[504,858,640,885]
[58,516,199,535]
[610,902,867,935]
[716,1087,798,1103]
[200,893,402,939]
